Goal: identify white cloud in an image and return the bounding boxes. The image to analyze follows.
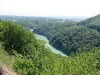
[0,0,100,16]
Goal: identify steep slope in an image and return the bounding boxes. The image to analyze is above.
[0,20,99,75]
[78,14,100,32]
[1,16,100,55]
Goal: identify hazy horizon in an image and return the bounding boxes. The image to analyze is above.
[0,0,100,17]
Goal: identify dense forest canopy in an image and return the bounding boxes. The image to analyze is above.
[78,14,100,32]
[1,15,100,55]
[0,15,100,74]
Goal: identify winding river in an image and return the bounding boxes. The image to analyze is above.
[34,34,67,57]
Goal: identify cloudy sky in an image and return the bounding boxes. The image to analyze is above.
[0,0,100,17]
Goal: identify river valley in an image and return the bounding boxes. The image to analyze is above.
[35,34,67,57]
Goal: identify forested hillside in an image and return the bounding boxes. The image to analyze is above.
[78,14,100,32]
[1,15,100,55]
[0,20,100,75]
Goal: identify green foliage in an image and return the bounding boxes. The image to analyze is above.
[0,21,4,41]
[1,16,100,55]
[2,22,38,56]
[78,14,100,32]
[13,57,36,75]
[13,47,100,75]
[0,16,100,75]
[0,42,15,69]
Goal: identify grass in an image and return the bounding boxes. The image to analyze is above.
[0,42,15,70]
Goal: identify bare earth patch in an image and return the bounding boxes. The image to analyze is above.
[0,66,17,75]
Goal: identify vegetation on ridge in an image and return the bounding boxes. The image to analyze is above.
[0,16,100,75]
[1,16,100,55]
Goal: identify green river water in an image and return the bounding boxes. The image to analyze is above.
[35,34,67,57]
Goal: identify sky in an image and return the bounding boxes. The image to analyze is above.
[0,0,100,17]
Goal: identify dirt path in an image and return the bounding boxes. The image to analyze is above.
[0,66,17,75]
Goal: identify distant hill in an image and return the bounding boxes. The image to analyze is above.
[78,14,100,32]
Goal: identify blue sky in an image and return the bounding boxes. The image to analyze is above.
[0,0,100,17]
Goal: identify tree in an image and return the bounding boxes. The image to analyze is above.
[3,22,37,56]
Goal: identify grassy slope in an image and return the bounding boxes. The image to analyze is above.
[0,42,15,70]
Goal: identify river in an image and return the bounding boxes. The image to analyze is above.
[34,34,67,57]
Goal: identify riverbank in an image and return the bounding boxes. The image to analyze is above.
[34,34,67,57]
